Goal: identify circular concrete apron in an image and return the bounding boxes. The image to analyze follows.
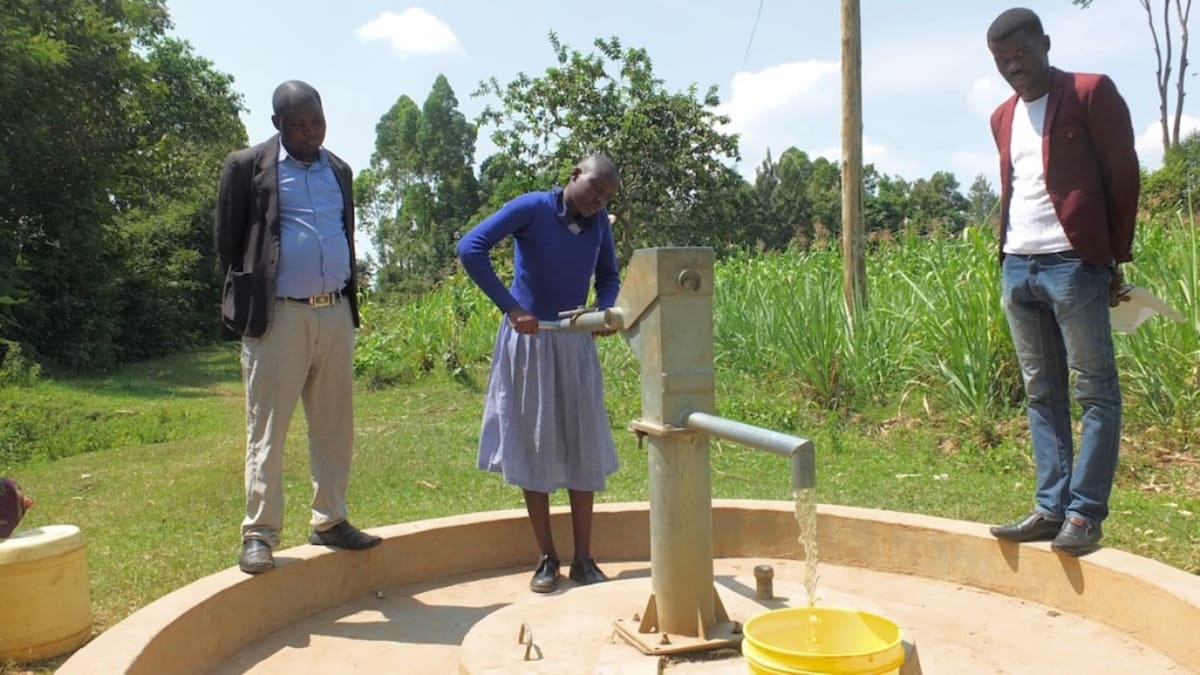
[57,502,1200,674]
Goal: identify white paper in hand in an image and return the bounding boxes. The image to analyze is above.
[1110,286,1185,334]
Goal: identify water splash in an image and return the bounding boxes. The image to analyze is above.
[793,488,820,609]
[808,610,824,651]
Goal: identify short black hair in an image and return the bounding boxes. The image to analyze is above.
[578,154,619,184]
[272,80,322,117]
[987,7,1044,43]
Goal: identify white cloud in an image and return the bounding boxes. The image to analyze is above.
[1137,115,1200,167]
[1137,119,1166,158]
[719,60,839,133]
[356,8,463,58]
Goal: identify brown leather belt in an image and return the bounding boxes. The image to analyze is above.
[284,290,342,307]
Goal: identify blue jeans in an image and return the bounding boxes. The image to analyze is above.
[1001,253,1121,526]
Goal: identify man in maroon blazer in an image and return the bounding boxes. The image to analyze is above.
[985,8,1140,556]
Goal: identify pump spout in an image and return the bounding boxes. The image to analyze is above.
[682,411,815,490]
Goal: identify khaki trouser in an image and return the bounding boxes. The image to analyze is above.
[240,298,355,548]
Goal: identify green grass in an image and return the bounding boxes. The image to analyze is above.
[4,343,1197,669]
[0,347,243,466]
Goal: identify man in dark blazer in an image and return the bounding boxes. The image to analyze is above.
[216,80,380,574]
[985,8,1140,556]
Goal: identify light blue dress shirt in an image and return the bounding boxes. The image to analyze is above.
[275,142,352,299]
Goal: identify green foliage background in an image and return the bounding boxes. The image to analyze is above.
[0,0,247,372]
[351,223,1200,453]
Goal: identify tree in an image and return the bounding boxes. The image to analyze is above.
[806,157,843,242]
[1075,0,1193,153]
[0,0,246,370]
[908,171,969,233]
[474,34,740,261]
[772,148,815,247]
[1,0,153,368]
[358,76,480,293]
[750,149,782,248]
[418,75,480,273]
[965,174,999,227]
[864,168,910,235]
[748,147,816,250]
[112,37,247,361]
[675,165,756,253]
[356,95,422,290]
[475,153,534,216]
[1141,130,1200,212]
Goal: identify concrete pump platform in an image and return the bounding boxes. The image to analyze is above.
[57,501,1200,674]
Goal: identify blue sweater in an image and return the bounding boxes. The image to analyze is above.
[456,189,620,321]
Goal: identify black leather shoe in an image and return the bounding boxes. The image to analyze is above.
[239,539,274,574]
[1051,518,1103,556]
[309,521,382,550]
[990,511,1064,542]
[569,558,609,585]
[530,554,560,593]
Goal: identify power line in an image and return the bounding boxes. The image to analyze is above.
[741,0,766,69]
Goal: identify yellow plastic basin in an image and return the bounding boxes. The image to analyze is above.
[0,525,93,662]
[742,606,905,674]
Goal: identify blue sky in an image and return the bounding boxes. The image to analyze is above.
[167,0,1195,191]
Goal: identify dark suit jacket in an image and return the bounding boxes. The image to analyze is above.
[990,68,1140,267]
[215,135,360,338]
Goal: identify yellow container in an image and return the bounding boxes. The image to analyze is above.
[742,606,905,675]
[0,525,93,662]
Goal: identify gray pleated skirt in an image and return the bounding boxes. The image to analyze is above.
[476,320,619,493]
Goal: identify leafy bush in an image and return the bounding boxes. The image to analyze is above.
[0,340,41,388]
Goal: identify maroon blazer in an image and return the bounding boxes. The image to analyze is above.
[990,68,1140,266]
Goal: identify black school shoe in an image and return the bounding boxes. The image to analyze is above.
[569,558,609,585]
[530,554,560,593]
[990,511,1064,542]
[1051,518,1103,557]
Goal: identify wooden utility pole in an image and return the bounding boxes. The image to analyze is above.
[841,0,867,312]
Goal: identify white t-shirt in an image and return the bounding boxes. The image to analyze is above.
[1004,93,1073,255]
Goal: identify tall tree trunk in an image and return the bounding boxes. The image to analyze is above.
[1172,0,1193,146]
[1140,0,1173,155]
